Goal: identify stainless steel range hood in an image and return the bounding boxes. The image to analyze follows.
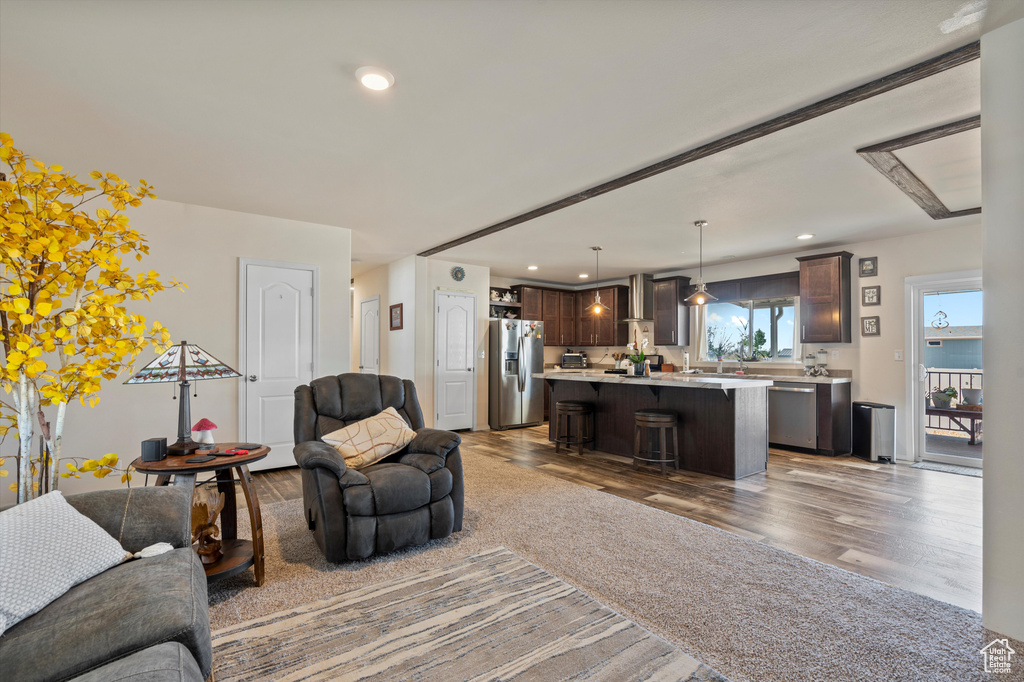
[621,273,654,322]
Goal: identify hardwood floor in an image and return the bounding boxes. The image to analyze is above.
[254,424,982,612]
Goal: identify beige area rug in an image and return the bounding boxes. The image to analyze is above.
[212,547,724,681]
[209,449,1022,682]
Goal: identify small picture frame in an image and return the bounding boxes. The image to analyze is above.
[861,285,881,306]
[861,316,880,336]
[859,257,878,277]
[389,303,403,331]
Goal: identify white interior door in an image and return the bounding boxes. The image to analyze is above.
[360,297,380,374]
[435,291,476,431]
[242,262,316,470]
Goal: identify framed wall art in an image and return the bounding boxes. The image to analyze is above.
[861,315,880,336]
[859,256,878,277]
[389,303,403,331]
[861,285,881,306]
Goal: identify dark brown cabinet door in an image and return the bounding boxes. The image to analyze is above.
[541,290,560,347]
[577,291,596,346]
[594,287,618,346]
[519,286,543,321]
[559,292,576,346]
[652,278,690,346]
[797,252,852,343]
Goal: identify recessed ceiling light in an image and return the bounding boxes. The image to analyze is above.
[579,273,589,279]
[797,233,815,240]
[527,265,538,270]
[355,66,395,91]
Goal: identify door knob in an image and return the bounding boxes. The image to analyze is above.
[248,375,257,382]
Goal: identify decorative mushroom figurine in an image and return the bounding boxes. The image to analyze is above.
[192,418,217,448]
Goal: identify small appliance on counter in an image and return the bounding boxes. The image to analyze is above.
[645,355,663,372]
[560,351,588,369]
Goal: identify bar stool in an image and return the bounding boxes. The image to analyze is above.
[554,400,595,455]
[633,409,679,474]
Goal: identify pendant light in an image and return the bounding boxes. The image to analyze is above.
[685,220,717,306]
[585,246,604,314]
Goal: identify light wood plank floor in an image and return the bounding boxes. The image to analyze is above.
[254,424,982,612]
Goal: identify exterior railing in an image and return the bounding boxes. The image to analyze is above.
[926,368,983,433]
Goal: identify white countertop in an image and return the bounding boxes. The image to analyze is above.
[534,370,773,389]
[547,366,850,385]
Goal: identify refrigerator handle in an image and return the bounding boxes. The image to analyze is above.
[518,333,525,392]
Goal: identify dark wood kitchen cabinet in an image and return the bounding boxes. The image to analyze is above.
[513,285,544,321]
[558,292,576,346]
[577,286,627,347]
[796,252,852,344]
[541,289,576,346]
[652,276,691,347]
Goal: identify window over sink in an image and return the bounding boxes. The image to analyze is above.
[701,297,798,362]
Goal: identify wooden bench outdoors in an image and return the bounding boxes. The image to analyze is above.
[926,406,983,445]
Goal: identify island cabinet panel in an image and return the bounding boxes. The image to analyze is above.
[797,251,852,343]
[652,277,691,347]
[515,285,544,321]
[546,379,768,479]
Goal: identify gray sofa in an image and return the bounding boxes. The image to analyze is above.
[0,487,211,681]
[294,373,464,562]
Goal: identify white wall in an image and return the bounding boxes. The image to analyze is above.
[1,199,352,504]
[981,16,1024,641]
[388,256,419,381]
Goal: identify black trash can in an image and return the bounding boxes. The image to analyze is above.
[852,401,895,463]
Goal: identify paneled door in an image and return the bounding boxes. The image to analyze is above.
[359,297,380,374]
[435,291,476,431]
[241,261,316,470]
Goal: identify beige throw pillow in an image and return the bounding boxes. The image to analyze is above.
[322,407,416,469]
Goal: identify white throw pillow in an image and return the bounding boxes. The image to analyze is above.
[322,406,417,469]
[0,491,131,635]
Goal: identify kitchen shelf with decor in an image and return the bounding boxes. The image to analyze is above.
[489,286,521,319]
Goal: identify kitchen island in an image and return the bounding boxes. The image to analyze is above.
[536,370,773,479]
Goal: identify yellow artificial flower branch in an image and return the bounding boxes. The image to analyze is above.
[1,133,185,502]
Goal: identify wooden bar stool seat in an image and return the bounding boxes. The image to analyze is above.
[555,400,595,455]
[633,409,679,474]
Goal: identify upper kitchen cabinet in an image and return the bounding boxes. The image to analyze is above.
[541,289,577,347]
[652,276,691,347]
[577,286,628,347]
[796,251,852,343]
[513,285,544,320]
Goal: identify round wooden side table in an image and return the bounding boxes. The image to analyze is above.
[132,443,269,586]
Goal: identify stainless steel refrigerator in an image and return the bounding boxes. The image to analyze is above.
[489,319,545,429]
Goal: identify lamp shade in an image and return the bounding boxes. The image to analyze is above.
[125,342,240,384]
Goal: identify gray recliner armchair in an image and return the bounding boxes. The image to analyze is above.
[293,373,464,562]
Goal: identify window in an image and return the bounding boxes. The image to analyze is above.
[702,297,797,361]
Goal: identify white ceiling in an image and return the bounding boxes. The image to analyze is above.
[0,0,989,281]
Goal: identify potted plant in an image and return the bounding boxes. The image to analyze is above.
[625,330,649,376]
[929,386,958,409]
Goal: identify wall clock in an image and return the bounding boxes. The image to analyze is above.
[450,266,466,282]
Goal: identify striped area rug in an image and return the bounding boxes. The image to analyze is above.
[211,546,724,681]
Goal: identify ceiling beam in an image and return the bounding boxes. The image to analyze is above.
[418,41,979,258]
[857,115,981,220]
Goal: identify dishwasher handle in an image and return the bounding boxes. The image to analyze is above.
[768,386,816,393]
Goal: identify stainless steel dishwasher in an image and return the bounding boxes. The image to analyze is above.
[768,382,817,449]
